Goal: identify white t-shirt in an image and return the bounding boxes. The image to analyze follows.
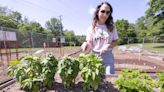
[86,24,118,52]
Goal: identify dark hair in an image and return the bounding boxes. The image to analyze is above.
[92,2,114,32]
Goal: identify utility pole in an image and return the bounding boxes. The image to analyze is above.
[59,15,63,37]
[58,15,64,56]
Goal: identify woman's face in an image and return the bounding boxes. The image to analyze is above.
[97,4,110,24]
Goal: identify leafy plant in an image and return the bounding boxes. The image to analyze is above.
[8,60,21,77]
[8,55,43,92]
[41,54,58,88]
[58,57,80,88]
[8,54,58,92]
[157,71,164,92]
[78,54,105,90]
[115,68,155,92]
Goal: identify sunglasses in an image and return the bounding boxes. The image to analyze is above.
[100,10,110,15]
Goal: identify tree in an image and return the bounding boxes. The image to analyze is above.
[28,21,44,33]
[135,16,149,37]
[63,29,75,46]
[9,11,22,24]
[17,23,29,31]
[45,17,62,36]
[115,19,137,45]
[18,21,44,33]
[64,30,75,37]
[135,16,147,30]
[115,19,129,45]
[127,24,136,37]
[23,16,30,24]
[0,6,8,15]
[0,15,17,28]
[146,0,164,36]
[146,0,164,24]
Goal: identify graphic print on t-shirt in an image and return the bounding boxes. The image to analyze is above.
[94,28,111,44]
[93,27,112,51]
[86,24,118,52]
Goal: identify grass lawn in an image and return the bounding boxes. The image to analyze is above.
[125,43,164,54]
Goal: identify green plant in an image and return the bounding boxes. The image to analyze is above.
[78,54,105,90]
[8,60,21,77]
[157,71,164,92]
[8,54,58,92]
[58,57,80,88]
[8,55,43,92]
[115,68,155,92]
[41,54,58,88]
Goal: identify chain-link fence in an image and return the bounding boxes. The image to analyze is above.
[0,26,85,83]
[122,36,164,54]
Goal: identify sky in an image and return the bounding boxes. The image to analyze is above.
[0,0,149,35]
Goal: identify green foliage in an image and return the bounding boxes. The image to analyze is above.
[28,21,44,33]
[157,71,164,92]
[9,11,22,24]
[8,55,43,92]
[41,54,58,88]
[18,21,44,33]
[58,57,80,88]
[8,60,21,77]
[8,54,58,92]
[142,0,164,36]
[135,0,163,38]
[115,19,137,45]
[146,0,164,19]
[115,69,155,92]
[78,54,105,90]
[0,15,17,28]
[45,17,61,36]
[17,23,29,31]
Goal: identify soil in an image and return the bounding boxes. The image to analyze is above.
[1,74,119,92]
[113,49,164,72]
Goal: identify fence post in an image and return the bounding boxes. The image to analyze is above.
[30,32,34,48]
[152,36,156,47]
[142,37,145,49]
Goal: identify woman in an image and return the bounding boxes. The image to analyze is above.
[81,2,118,75]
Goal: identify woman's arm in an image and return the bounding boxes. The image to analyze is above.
[81,41,92,51]
[108,40,117,48]
[100,40,117,54]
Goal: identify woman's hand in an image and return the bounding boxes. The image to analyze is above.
[81,41,92,54]
[81,42,88,51]
[100,44,110,55]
